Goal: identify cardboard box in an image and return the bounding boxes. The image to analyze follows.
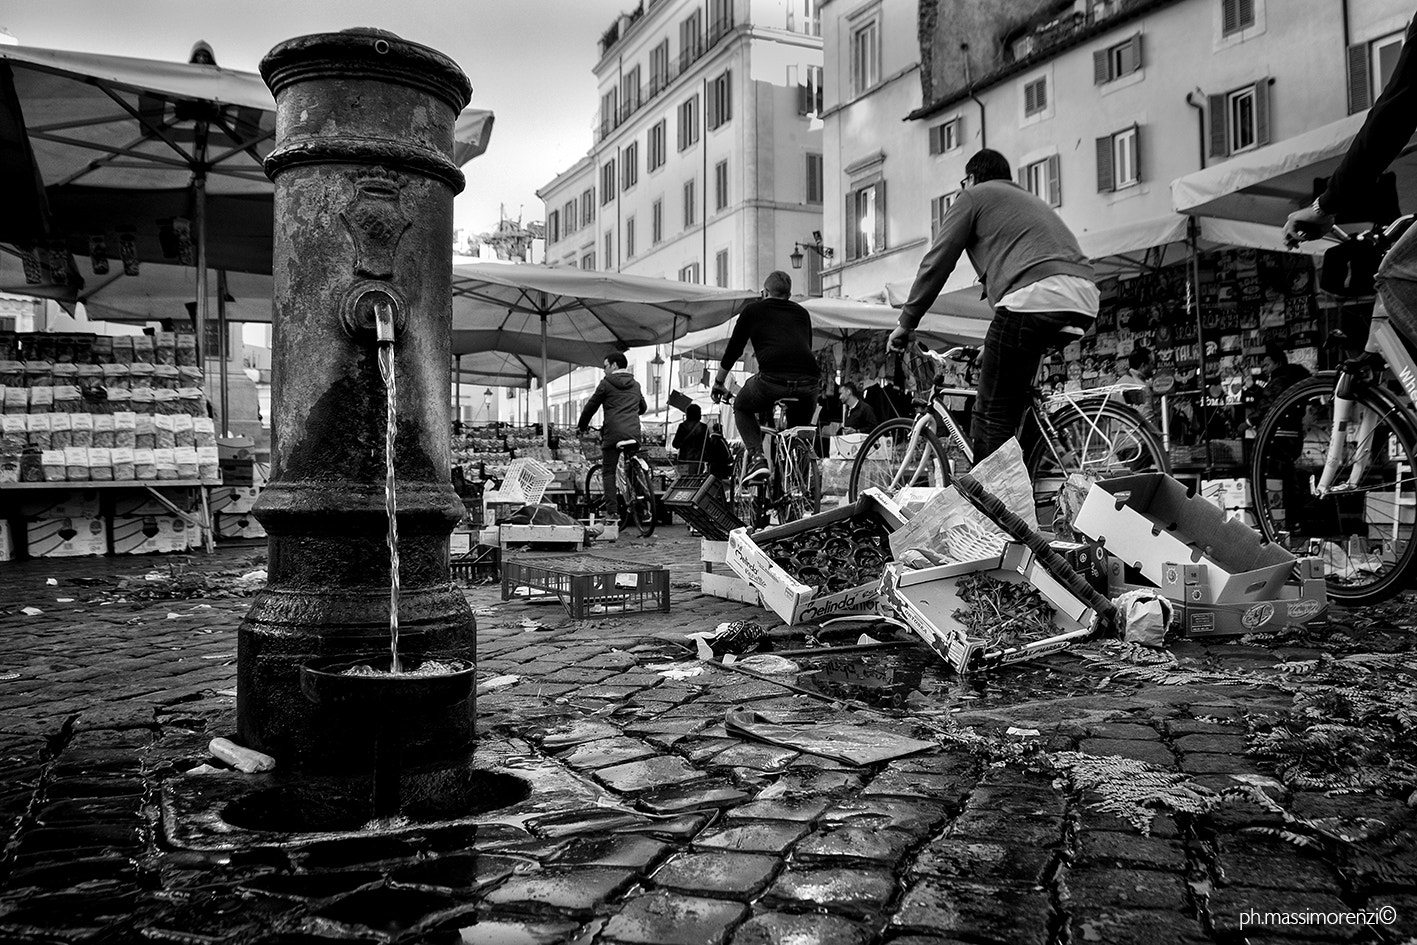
[208,485,260,515]
[112,488,199,517]
[28,516,107,557]
[112,514,197,553]
[1048,540,1109,594]
[1200,477,1253,511]
[498,523,584,546]
[1106,558,1328,638]
[882,543,1097,673]
[700,570,761,604]
[450,530,475,555]
[1074,474,1296,604]
[726,489,908,625]
[214,514,265,540]
[17,490,101,519]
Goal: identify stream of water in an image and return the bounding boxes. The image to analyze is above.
[377,342,402,673]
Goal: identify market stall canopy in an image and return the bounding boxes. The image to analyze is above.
[448,325,615,369]
[0,42,494,277]
[676,295,991,368]
[1171,110,1417,226]
[453,350,573,388]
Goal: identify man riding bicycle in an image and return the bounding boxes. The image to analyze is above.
[712,270,819,483]
[1285,10,1417,343]
[577,351,647,531]
[888,149,1098,463]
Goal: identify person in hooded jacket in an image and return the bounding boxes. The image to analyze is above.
[578,352,648,524]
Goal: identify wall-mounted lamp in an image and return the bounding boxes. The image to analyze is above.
[789,232,835,270]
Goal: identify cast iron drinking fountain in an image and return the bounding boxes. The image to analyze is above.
[185,28,529,837]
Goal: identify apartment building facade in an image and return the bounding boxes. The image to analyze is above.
[821,0,1413,303]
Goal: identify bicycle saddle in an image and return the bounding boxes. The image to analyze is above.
[616,438,639,449]
[773,396,807,405]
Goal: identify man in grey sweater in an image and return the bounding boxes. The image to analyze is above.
[888,149,1097,461]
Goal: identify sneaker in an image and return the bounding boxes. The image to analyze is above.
[743,453,769,484]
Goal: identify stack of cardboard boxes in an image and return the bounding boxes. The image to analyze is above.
[212,437,266,540]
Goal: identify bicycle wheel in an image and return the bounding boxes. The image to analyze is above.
[624,457,657,538]
[848,417,954,503]
[1251,376,1417,604]
[584,464,605,520]
[782,436,821,521]
[1031,401,1167,531]
[732,447,765,529]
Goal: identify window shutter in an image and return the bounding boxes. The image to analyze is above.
[1093,49,1109,85]
[1095,135,1114,193]
[874,181,887,251]
[931,197,941,237]
[1133,123,1143,182]
[724,72,732,123]
[1127,34,1143,74]
[1017,165,1028,188]
[847,193,857,259]
[928,125,941,154]
[1024,81,1037,114]
[1253,78,1271,146]
[798,81,810,115]
[1208,93,1228,158]
[1222,0,1238,35]
[1238,0,1254,28]
[706,90,717,129]
[1347,43,1372,114]
[1046,154,1061,207]
[1037,78,1047,110]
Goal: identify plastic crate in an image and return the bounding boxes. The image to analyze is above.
[662,473,744,541]
[501,553,670,619]
[450,544,499,584]
[493,457,555,505]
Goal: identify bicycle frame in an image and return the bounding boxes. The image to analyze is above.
[1317,299,1417,495]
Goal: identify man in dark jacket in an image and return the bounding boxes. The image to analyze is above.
[712,270,819,482]
[837,381,879,433]
[888,148,1097,461]
[577,352,647,522]
[672,403,708,470]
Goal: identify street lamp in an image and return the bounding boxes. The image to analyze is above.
[790,231,835,270]
[650,350,665,426]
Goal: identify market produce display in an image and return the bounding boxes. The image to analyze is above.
[761,514,893,593]
[951,572,1061,649]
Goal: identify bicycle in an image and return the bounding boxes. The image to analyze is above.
[583,434,658,538]
[847,342,1168,530]
[1250,214,1417,604]
[723,394,822,529]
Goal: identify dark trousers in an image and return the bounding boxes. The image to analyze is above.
[600,445,622,518]
[972,308,1088,461]
[734,374,819,454]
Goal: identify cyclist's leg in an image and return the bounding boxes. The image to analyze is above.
[600,445,621,519]
[733,375,777,456]
[972,308,1037,460]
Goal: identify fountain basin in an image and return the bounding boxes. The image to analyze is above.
[300,654,476,712]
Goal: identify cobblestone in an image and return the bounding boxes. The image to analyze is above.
[601,890,748,945]
[652,851,781,899]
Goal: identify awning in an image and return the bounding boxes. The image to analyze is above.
[1171,110,1417,226]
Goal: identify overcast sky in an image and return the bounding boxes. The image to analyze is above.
[1,0,629,235]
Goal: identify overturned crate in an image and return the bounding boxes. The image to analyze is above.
[881,542,1099,673]
[450,543,499,585]
[502,553,670,619]
[662,474,744,541]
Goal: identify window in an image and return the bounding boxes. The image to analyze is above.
[562,200,577,234]
[1209,80,1269,157]
[802,250,822,297]
[652,199,664,244]
[797,65,824,116]
[707,70,732,130]
[622,142,639,190]
[684,179,697,227]
[928,118,962,154]
[1093,34,1142,84]
[715,250,729,287]
[625,216,636,259]
[581,253,596,270]
[709,0,733,44]
[621,66,641,119]
[850,19,880,95]
[677,95,701,150]
[1096,125,1140,192]
[581,188,595,225]
[846,180,886,259]
[548,209,560,244]
[601,161,617,204]
[648,120,667,172]
[788,0,820,36]
[679,262,701,283]
[1348,30,1406,114]
[1019,154,1062,207]
[605,232,613,266]
[679,11,703,70]
[650,40,670,95]
[806,153,823,204]
[930,191,960,238]
[714,160,729,211]
[1023,77,1047,116]
[600,88,618,134]
[1221,0,1255,37]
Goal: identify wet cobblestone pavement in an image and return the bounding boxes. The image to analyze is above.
[2,526,1416,944]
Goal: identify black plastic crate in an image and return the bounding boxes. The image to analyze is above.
[662,474,743,540]
[450,543,499,585]
[501,553,670,619]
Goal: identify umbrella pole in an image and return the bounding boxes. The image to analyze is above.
[194,126,210,424]
[540,313,550,447]
[217,270,229,436]
[456,354,463,429]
